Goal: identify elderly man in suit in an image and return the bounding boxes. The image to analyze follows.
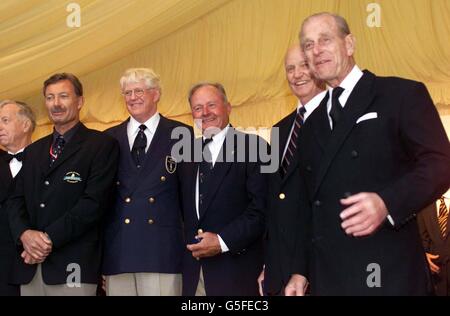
[258,44,325,296]
[418,189,450,296]
[102,68,189,296]
[8,73,119,296]
[0,100,35,296]
[179,82,266,296]
[286,12,450,295]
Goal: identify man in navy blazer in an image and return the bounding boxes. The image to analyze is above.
[179,82,266,296]
[8,73,119,296]
[0,100,35,296]
[286,13,450,295]
[102,68,189,296]
[259,45,325,296]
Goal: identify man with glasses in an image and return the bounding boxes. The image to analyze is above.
[102,68,190,296]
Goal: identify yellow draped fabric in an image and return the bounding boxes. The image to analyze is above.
[0,0,449,140]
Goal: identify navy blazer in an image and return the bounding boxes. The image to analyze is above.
[8,124,119,285]
[293,70,450,295]
[264,110,311,295]
[102,115,190,275]
[179,128,267,296]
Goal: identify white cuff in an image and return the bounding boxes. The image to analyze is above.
[218,234,229,253]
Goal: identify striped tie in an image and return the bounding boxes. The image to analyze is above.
[438,197,448,238]
[280,107,306,178]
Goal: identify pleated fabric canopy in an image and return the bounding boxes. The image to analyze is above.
[0,0,449,139]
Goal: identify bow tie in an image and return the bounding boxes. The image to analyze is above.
[5,152,24,162]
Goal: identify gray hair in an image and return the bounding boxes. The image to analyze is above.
[0,100,36,132]
[188,82,229,105]
[300,12,351,40]
[120,68,161,93]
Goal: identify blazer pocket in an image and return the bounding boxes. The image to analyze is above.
[356,112,378,124]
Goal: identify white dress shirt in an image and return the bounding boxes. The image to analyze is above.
[281,90,327,161]
[127,112,160,152]
[8,148,25,178]
[195,125,230,252]
[326,65,364,129]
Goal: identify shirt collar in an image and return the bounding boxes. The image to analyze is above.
[297,90,327,122]
[203,124,230,145]
[52,121,81,143]
[327,65,363,95]
[7,147,25,155]
[129,112,160,136]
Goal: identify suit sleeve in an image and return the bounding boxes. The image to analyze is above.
[378,82,450,224]
[417,205,433,252]
[8,167,31,244]
[44,137,119,249]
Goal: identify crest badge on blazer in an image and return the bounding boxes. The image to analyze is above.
[63,171,83,183]
[165,156,177,174]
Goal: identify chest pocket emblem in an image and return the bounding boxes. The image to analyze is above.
[165,156,177,174]
[64,171,82,183]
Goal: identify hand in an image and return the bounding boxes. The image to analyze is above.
[20,230,52,261]
[426,253,440,274]
[21,250,45,265]
[186,232,221,259]
[285,274,308,296]
[257,267,265,296]
[102,275,106,292]
[340,192,388,237]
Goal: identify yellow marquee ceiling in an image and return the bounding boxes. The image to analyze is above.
[0,0,449,140]
[0,0,230,99]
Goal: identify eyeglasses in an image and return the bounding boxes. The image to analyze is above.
[122,88,153,98]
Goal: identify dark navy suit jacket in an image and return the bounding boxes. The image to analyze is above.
[102,115,190,275]
[179,128,267,296]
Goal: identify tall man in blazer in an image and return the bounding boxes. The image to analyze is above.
[8,73,119,296]
[286,13,450,295]
[0,100,35,296]
[418,190,450,296]
[179,83,266,296]
[258,45,326,295]
[102,68,188,296]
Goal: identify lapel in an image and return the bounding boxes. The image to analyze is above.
[313,71,376,196]
[198,128,234,220]
[127,115,172,193]
[311,92,332,152]
[426,203,444,241]
[279,111,299,183]
[0,151,13,202]
[278,111,296,163]
[43,124,87,177]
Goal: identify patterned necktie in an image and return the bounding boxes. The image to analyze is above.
[50,135,65,167]
[198,137,213,217]
[329,86,345,129]
[280,106,306,178]
[131,124,147,168]
[438,197,448,238]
